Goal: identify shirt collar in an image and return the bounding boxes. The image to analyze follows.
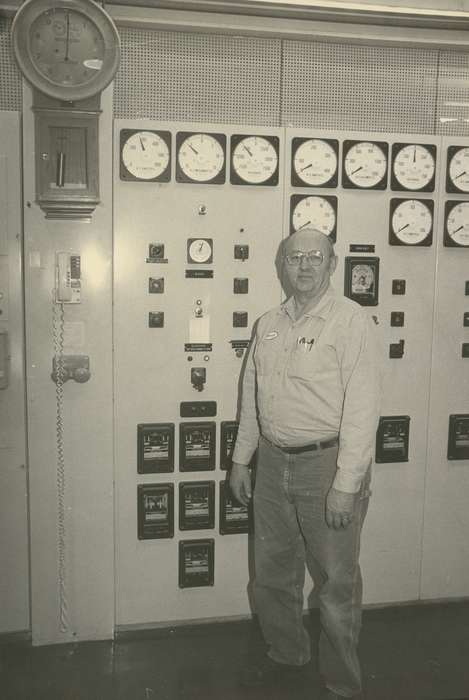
[282,285,336,321]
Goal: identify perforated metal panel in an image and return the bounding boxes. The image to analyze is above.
[0,18,22,112]
[282,40,439,134]
[436,51,469,136]
[114,28,281,125]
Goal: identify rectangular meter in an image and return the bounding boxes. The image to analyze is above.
[179,539,214,588]
[137,483,174,540]
[219,481,251,535]
[179,422,216,471]
[137,423,174,474]
[375,416,410,463]
[447,414,469,460]
[179,481,215,530]
[344,256,380,306]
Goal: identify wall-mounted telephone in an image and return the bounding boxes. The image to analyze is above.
[55,252,81,304]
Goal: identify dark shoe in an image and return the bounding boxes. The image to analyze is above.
[240,655,309,688]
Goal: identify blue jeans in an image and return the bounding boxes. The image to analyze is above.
[253,437,371,698]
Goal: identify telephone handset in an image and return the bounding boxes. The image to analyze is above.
[56,252,81,304]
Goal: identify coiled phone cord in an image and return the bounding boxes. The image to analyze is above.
[52,293,69,633]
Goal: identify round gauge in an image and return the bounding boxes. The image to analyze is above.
[293,138,338,186]
[11,0,120,101]
[391,199,433,245]
[121,131,170,181]
[392,144,435,191]
[188,238,213,263]
[446,202,469,247]
[343,141,387,188]
[448,147,469,193]
[352,264,374,292]
[231,135,278,184]
[291,195,336,237]
[177,133,225,183]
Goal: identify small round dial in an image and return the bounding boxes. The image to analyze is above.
[121,131,170,180]
[177,133,225,183]
[292,138,338,186]
[392,144,435,191]
[231,135,278,184]
[391,199,433,245]
[188,238,213,263]
[351,264,374,293]
[446,202,469,247]
[291,195,336,237]
[448,147,469,193]
[343,142,387,188]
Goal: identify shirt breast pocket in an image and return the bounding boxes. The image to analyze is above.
[287,343,335,381]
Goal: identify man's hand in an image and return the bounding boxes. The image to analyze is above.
[325,487,355,530]
[230,462,252,506]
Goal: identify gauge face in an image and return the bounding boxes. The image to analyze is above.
[391,143,436,191]
[187,238,213,263]
[176,132,225,184]
[230,135,279,185]
[290,195,337,241]
[390,199,433,246]
[120,130,171,181]
[342,141,388,189]
[445,201,469,247]
[345,256,379,306]
[447,146,469,193]
[351,264,374,293]
[292,137,338,187]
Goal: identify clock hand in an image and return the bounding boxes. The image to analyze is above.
[243,145,253,157]
[454,171,467,180]
[189,144,199,155]
[351,166,363,175]
[398,224,410,232]
[300,163,313,172]
[64,10,70,62]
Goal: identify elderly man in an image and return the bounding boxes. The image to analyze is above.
[230,228,381,700]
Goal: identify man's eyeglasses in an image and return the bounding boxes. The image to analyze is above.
[284,250,324,267]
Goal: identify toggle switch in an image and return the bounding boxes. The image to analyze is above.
[191,367,206,392]
[234,277,249,294]
[389,339,405,358]
[234,244,249,261]
[392,279,406,295]
[233,311,248,328]
[391,311,405,327]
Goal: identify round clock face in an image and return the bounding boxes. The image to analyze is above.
[293,138,337,186]
[344,142,387,188]
[231,136,278,184]
[121,131,170,180]
[446,202,469,247]
[393,144,435,190]
[291,196,336,236]
[448,147,469,193]
[391,199,433,245]
[188,239,213,263]
[178,133,225,183]
[12,0,120,100]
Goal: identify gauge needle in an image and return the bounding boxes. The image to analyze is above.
[243,145,253,157]
[301,163,313,172]
[351,166,363,175]
[413,146,416,163]
[455,171,467,180]
[189,144,199,155]
[298,220,311,230]
[398,224,410,232]
[140,137,145,151]
[453,225,464,233]
[64,10,70,62]
[198,242,204,251]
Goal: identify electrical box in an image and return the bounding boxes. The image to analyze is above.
[137,483,174,539]
[376,416,410,463]
[179,422,216,471]
[179,481,215,530]
[447,414,469,460]
[137,423,175,474]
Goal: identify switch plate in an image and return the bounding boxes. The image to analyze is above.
[149,277,164,293]
[234,277,249,294]
[149,312,164,328]
[392,279,406,295]
[233,311,248,327]
[391,311,405,327]
[234,244,249,261]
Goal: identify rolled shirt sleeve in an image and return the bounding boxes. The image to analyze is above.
[232,336,260,466]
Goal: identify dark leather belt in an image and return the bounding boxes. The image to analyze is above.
[278,437,339,454]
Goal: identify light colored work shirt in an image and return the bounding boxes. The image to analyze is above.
[232,286,381,493]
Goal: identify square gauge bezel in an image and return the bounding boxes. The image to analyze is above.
[291,136,339,188]
[289,193,337,242]
[344,256,380,306]
[388,197,434,247]
[179,421,216,471]
[179,538,215,588]
[444,200,469,247]
[120,129,171,183]
[137,483,174,540]
[447,414,469,460]
[341,140,388,190]
[446,145,469,194]
[179,481,215,531]
[230,134,279,186]
[375,415,410,463]
[137,423,174,474]
[175,131,226,185]
[390,142,437,193]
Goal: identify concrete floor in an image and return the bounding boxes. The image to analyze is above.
[1,602,469,700]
